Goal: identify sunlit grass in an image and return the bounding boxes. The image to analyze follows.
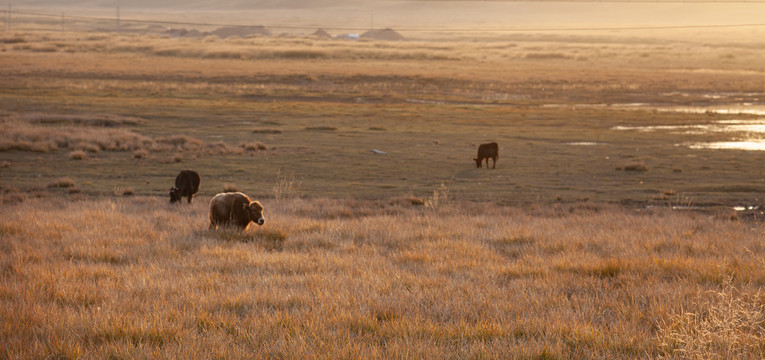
[1,26,765,358]
[1,197,763,358]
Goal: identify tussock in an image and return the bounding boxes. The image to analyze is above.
[132,149,149,159]
[0,119,253,156]
[272,171,301,201]
[47,177,76,188]
[240,142,268,151]
[623,162,649,172]
[205,141,239,155]
[68,150,86,160]
[658,278,765,359]
[0,120,154,153]
[154,135,204,151]
[118,187,135,196]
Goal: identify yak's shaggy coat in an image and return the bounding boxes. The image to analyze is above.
[209,192,265,230]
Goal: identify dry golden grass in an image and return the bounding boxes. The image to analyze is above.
[0,115,267,158]
[47,177,76,188]
[0,118,154,153]
[1,196,763,359]
[68,150,87,160]
[658,277,765,359]
[1,24,765,358]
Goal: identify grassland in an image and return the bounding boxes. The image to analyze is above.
[1,17,765,359]
[2,30,765,206]
[1,197,764,359]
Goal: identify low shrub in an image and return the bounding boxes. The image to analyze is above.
[623,162,648,172]
[48,177,76,188]
[241,142,267,151]
[133,149,149,159]
[68,150,86,160]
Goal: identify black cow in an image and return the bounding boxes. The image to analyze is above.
[473,142,498,169]
[170,170,201,203]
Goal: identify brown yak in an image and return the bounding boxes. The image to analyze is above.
[473,142,498,169]
[208,192,265,230]
[170,170,201,204]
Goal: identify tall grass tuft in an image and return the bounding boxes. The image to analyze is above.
[223,183,239,193]
[424,181,452,211]
[658,277,765,359]
[273,170,300,201]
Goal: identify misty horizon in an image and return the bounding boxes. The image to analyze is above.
[5,0,765,31]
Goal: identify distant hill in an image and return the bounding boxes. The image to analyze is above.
[361,28,405,41]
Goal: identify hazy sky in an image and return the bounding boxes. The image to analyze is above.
[7,0,765,29]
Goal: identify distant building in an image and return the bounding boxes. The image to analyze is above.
[336,33,360,41]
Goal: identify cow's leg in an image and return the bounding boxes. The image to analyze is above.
[187,194,192,203]
[492,156,496,169]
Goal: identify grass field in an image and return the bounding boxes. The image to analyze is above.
[1,197,764,359]
[2,29,765,206]
[1,12,765,358]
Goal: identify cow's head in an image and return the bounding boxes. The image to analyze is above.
[243,200,265,226]
[473,157,482,168]
[169,187,181,203]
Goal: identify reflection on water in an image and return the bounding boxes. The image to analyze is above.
[733,205,760,211]
[566,142,605,146]
[613,119,765,151]
[688,140,765,151]
[646,106,765,117]
[613,120,765,134]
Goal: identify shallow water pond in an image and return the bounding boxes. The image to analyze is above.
[613,118,765,151]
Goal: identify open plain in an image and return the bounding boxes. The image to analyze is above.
[1,2,765,358]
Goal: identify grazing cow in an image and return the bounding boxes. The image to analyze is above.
[209,192,265,230]
[170,170,201,204]
[473,142,498,169]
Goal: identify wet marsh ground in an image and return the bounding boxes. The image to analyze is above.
[2,30,765,207]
